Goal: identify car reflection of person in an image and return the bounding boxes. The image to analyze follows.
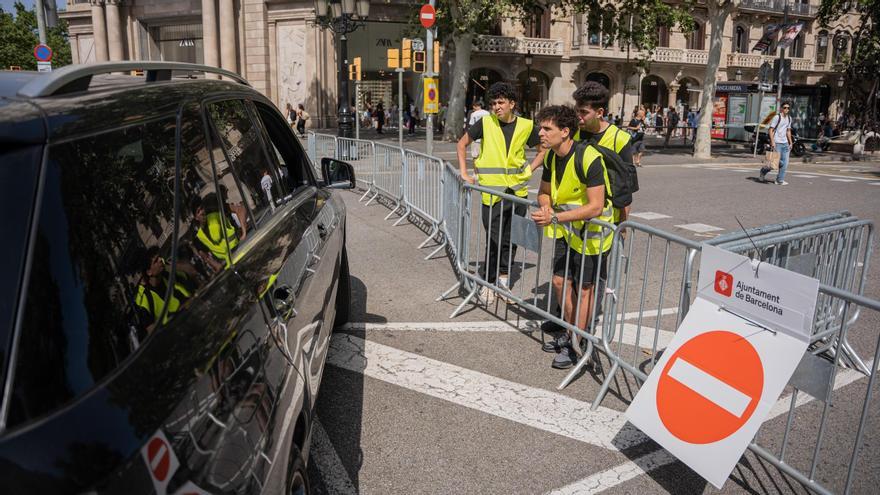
[133,246,195,333]
[192,193,245,271]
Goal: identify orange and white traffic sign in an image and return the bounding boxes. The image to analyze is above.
[141,429,181,495]
[626,245,819,489]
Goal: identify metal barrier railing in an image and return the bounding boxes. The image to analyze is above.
[306,131,879,494]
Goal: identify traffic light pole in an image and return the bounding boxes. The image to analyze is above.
[775,3,789,110]
[397,68,404,147]
[355,80,360,140]
[425,3,436,157]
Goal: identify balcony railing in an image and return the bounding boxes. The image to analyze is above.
[740,0,817,17]
[472,35,564,56]
[727,52,815,71]
[653,47,709,65]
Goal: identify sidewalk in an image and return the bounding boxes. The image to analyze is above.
[310,126,880,168]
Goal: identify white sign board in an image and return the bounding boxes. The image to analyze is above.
[141,429,181,495]
[625,246,819,489]
[37,61,52,72]
[411,38,425,51]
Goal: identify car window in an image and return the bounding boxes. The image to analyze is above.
[205,99,283,233]
[252,101,313,194]
[8,118,179,428]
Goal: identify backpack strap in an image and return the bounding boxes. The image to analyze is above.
[573,140,589,185]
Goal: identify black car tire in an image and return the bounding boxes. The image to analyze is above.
[287,446,310,495]
[792,141,806,157]
[334,247,351,328]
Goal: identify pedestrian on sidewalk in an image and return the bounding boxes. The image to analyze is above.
[295,104,309,137]
[467,100,490,159]
[374,102,385,134]
[628,109,646,167]
[663,106,679,148]
[760,101,793,185]
[531,105,613,369]
[456,82,545,303]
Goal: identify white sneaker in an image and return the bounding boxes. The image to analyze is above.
[775,180,789,186]
[497,276,513,304]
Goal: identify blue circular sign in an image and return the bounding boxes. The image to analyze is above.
[34,44,53,62]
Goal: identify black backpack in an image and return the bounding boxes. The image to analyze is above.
[572,128,637,209]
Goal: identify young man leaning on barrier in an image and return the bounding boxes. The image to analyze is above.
[456,82,545,303]
[531,105,615,369]
[541,81,640,336]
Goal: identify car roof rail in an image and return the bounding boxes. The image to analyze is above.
[16,61,250,98]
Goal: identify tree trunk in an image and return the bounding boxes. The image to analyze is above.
[444,32,473,141]
[693,1,730,159]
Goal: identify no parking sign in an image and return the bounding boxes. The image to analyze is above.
[626,245,818,488]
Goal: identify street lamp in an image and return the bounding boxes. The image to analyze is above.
[314,0,370,138]
[524,50,533,118]
[734,68,742,81]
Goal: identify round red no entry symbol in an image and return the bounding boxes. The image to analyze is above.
[428,88,436,100]
[146,436,172,482]
[420,4,436,29]
[34,44,53,62]
[656,330,764,444]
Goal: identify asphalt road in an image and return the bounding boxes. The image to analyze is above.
[305,138,880,495]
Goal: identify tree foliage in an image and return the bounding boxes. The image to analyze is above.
[818,0,879,124]
[0,1,72,71]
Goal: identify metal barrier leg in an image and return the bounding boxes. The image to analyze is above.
[426,236,448,260]
[392,205,412,226]
[360,187,374,202]
[590,360,620,411]
[437,281,460,302]
[557,341,596,391]
[384,201,404,221]
[450,284,479,318]
[364,189,380,206]
[418,223,440,249]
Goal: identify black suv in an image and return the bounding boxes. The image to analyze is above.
[0,62,354,494]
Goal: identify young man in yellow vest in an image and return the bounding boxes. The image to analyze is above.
[456,82,545,302]
[531,105,614,369]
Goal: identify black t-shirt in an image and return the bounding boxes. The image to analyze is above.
[541,143,604,189]
[579,126,635,167]
[468,116,541,153]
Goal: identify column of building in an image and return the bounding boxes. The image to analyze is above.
[89,0,125,62]
[219,0,237,72]
[201,0,220,74]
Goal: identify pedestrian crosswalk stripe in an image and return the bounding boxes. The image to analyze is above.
[326,334,650,451]
[675,223,724,233]
[629,212,672,220]
[791,174,817,178]
[830,178,856,182]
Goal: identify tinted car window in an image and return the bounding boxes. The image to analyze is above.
[8,118,179,428]
[206,99,282,232]
[252,102,313,194]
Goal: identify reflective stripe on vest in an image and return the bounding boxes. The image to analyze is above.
[544,144,615,255]
[474,115,534,206]
[196,211,239,267]
[573,125,631,222]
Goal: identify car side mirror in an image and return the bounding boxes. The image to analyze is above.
[321,158,356,189]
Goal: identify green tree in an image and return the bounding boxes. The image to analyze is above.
[818,0,879,126]
[0,1,72,71]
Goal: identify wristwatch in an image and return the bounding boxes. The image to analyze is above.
[550,213,559,225]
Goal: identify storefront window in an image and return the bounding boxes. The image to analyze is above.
[146,23,204,65]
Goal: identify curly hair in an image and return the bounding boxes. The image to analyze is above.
[572,81,610,112]
[486,82,518,103]
[535,105,579,137]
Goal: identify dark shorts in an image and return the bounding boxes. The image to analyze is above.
[552,238,608,287]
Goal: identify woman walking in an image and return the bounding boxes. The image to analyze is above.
[628,109,646,167]
[295,104,309,137]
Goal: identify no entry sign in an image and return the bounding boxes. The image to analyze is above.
[656,330,763,444]
[141,430,180,495]
[420,4,436,29]
[626,246,818,489]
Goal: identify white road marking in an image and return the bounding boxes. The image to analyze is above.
[629,212,672,220]
[830,178,856,182]
[666,358,752,417]
[550,359,874,494]
[311,420,358,495]
[791,174,818,178]
[675,223,724,234]
[870,182,880,186]
[326,334,650,450]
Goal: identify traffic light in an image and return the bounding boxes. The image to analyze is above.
[401,38,412,69]
[349,56,362,81]
[413,50,426,73]
[433,41,440,74]
[387,48,400,69]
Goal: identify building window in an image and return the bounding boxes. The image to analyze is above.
[734,26,748,53]
[833,32,849,65]
[657,25,669,48]
[686,22,705,50]
[526,6,551,38]
[816,30,828,64]
[790,32,804,58]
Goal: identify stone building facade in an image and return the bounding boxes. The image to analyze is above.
[62,0,860,136]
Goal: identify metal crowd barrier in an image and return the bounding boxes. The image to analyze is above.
[306,132,879,494]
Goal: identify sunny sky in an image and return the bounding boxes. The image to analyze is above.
[1,0,67,14]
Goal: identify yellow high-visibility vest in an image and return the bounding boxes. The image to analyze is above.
[474,115,534,206]
[196,211,239,267]
[573,124,631,222]
[544,143,614,255]
[135,279,191,325]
